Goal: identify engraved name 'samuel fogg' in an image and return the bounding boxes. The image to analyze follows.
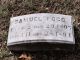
[7,13,75,52]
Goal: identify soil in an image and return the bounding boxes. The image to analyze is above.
[0,0,80,60]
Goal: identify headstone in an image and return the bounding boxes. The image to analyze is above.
[7,13,75,54]
[7,13,75,51]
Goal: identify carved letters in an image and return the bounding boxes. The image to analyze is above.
[8,13,75,45]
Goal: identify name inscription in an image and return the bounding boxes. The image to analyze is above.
[8,13,75,45]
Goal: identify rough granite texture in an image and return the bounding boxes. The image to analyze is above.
[0,0,80,60]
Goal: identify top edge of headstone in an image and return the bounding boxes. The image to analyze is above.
[10,13,72,19]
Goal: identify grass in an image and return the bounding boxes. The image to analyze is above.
[0,0,80,60]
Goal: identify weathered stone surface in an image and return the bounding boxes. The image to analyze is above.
[7,13,75,46]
